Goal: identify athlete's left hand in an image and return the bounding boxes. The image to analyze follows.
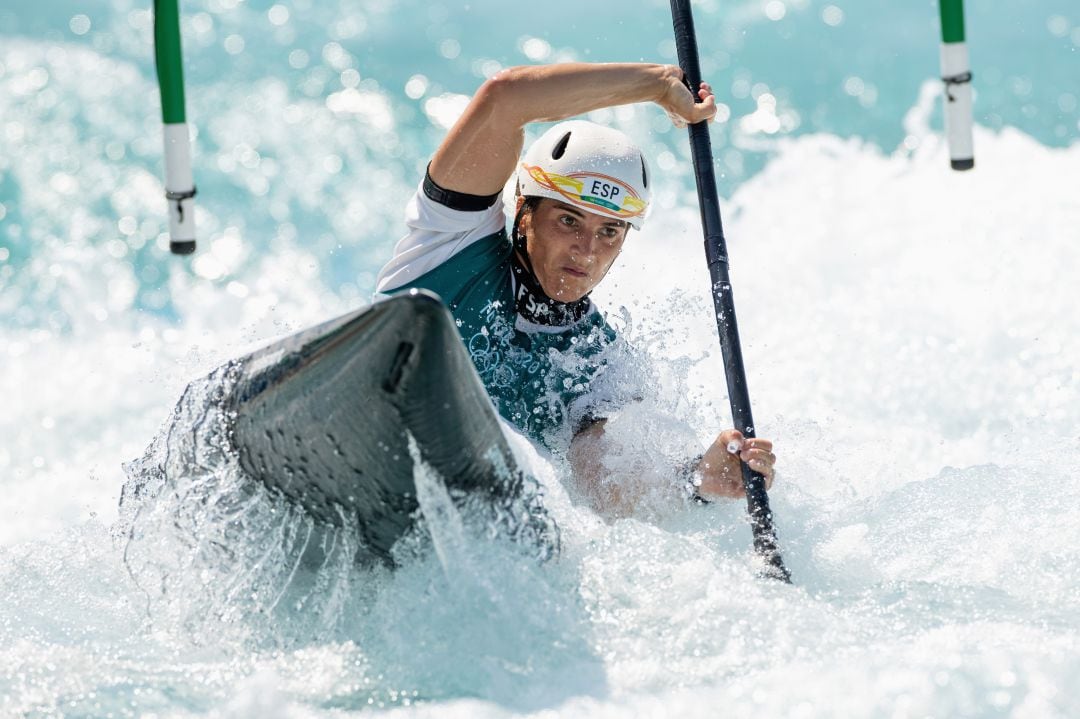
[656,65,717,128]
[694,429,776,499]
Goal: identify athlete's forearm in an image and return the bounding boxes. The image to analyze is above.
[487,63,677,126]
[568,419,642,519]
[429,60,710,198]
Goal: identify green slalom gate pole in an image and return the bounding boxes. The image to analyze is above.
[154,0,197,254]
[938,0,974,170]
[669,0,791,583]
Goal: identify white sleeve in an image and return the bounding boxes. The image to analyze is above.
[375,178,507,293]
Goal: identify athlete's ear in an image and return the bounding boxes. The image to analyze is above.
[514,195,525,213]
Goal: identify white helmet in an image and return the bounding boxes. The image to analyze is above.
[517,120,651,230]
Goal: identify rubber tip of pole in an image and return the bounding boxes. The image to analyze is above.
[170,240,197,255]
[950,158,975,171]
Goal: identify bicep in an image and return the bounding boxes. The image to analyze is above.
[428,75,526,197]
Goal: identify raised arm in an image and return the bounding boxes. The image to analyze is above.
[428,62,717,196]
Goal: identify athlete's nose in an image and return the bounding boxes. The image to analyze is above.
[571,231,598,261]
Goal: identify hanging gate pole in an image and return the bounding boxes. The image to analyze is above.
[154,0,197,254]
[939,0,974,171]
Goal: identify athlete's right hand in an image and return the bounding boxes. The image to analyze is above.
[694,429,777,500]
[656,65,717,128]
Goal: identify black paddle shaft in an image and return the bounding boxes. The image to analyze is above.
[670,0,790,582]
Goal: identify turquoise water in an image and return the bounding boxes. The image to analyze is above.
[3,1,1080,717]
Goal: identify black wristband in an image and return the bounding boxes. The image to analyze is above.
[676,453,710,505]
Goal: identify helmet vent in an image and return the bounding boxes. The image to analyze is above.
[641,156,649,188]
[551,131,572,160]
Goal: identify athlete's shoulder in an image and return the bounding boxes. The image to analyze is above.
[377,170,509,294]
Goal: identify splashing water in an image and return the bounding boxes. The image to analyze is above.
[113,353,562,656]
[117,363,374,647]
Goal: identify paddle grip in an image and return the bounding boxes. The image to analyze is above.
[671,0,704,90]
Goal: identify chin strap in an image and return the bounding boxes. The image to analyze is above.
[511,203,592,327]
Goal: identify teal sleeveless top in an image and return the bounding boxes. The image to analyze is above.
[389,229,617,445]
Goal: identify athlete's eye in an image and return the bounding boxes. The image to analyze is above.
[599,226,623,242]
[559,215,578,227]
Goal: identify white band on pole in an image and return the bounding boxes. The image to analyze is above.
[163,122,196,243]
[939,42,974,170]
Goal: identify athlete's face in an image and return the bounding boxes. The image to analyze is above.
[520,198,630,303]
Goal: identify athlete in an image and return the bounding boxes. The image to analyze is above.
[376,63,776,513]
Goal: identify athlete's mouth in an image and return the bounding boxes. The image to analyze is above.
[562,266,589,278]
